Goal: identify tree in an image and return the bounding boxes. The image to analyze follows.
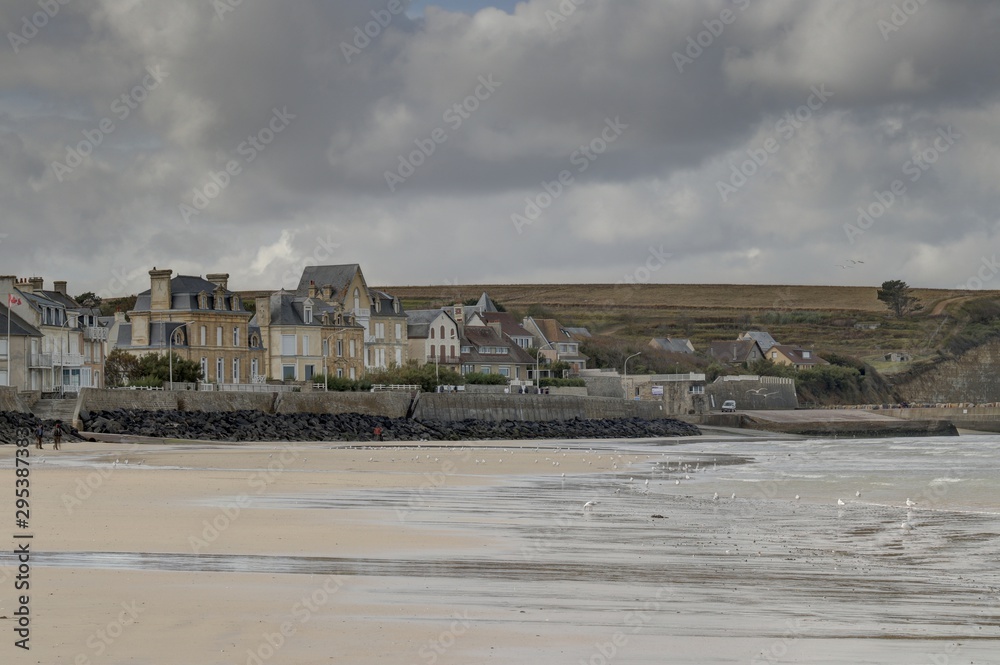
[74,291,102,306]
[104,349,139,388]
[133,352,203,386]
[877,280,923,318]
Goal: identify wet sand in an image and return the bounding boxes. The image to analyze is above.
[1,434,999,663]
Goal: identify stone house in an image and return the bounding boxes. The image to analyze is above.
[0,296,42,391]
[708,340,765,366]
[407,308,461,368]
[295,265,408,371]
[252,289,366,382]
[116,269,266,385]
[766,344,829,369]
[521,316,589,374]
[627,372,708,415]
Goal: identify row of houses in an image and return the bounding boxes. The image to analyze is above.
[0,265,592,392]
[649,330,828,370]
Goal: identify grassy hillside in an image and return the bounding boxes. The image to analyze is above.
[379,283,974,361]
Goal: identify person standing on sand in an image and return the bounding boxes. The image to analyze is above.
[52,421,63,450]
[373,425,384,442]
[35,423,44,449]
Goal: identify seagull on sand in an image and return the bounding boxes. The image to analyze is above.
[712,492,719,500]
[906,498,917,507]
[901,521,914,531]
[794,495,800,500]
[856,491,861,497]
[837,499,846,506]
[583,501,597,511]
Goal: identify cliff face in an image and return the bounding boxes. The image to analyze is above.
[893,339,1000,403]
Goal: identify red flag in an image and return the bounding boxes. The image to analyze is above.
[8,294,21,306]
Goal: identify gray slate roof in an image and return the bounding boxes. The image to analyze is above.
[650,337,694,354]
[0,306,42,337]
[296,265,361,301]
[739,331,778,351]
[134,274,247,313]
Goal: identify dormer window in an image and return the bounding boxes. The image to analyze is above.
[354,288,360,312]
[231,295,240,311]
[198,292,209,309]
[393,298,400,313]
[214,293,225,310]
[803,351,811,359]
[304,305,313,324]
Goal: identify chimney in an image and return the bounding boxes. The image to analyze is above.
[53,280,67,295]
[205,273,230,292]
[322,285,332,300]
[149,268,173,311]
[452,304,465,335]
[308,280,317,298]
[25,277,43,292]
[255,295,271,327]
[114,311,127,323]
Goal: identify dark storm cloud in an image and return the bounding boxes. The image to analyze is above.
[0,0,998,293]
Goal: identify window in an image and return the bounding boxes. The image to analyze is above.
[395,348,402,366]
[232,358,240,382]
[304,305,312,324]
[431,328,435,339]
[201,357,208,380]
[481,366,491,374]
[354,288,360,312]
[305,365,314,381]
[375,322,385,339]
[349,339,355,357]
[462,364,474,374]
[216,327,223,346]
[803,351,811,359]
[233,327,240,347]
[0,339,7,358]
[689,385,705,394]
[282,365,295,381]
[450,328,455,339]
[250,358,258,380]
[323,340,329,356]
[336,339,343,357]
[216,357,224,383]
[499,366,510,377]
[439,345,445,360]
[450,345,455,359]
[771,351,777,359]
[281,334,296,356]
[200,326,207,346]
[439,325,445,339]
[336,368,344,378]
[429,345,436,358]
[302,336,310,356]
[349,367,355,380]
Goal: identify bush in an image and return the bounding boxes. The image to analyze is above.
[366,361,465,392]
[313,374,372,392]
[464,372,509,385]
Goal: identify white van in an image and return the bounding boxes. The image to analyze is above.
[721,400,737,413]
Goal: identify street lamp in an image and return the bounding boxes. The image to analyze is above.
[623,351,642,399]
[535,340,556,394]
[168,320,196,390]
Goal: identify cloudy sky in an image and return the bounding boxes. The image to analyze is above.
[2,0,999,298]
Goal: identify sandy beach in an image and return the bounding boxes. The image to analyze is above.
[2,433,999,664]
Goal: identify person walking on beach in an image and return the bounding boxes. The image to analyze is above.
[52,421,63,450]
[373,425,384,442]
[35,423,44,449]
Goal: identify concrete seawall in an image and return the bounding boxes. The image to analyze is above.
[413,393,666,422]
[0,387,28,413]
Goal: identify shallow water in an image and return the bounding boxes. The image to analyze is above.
[7,434,1000,662]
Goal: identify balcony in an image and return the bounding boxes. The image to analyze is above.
[29,353,53,368]
[55,353,85,367]
[84,327,108,341]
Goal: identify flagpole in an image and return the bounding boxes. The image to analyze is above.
[6,291,12,387]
